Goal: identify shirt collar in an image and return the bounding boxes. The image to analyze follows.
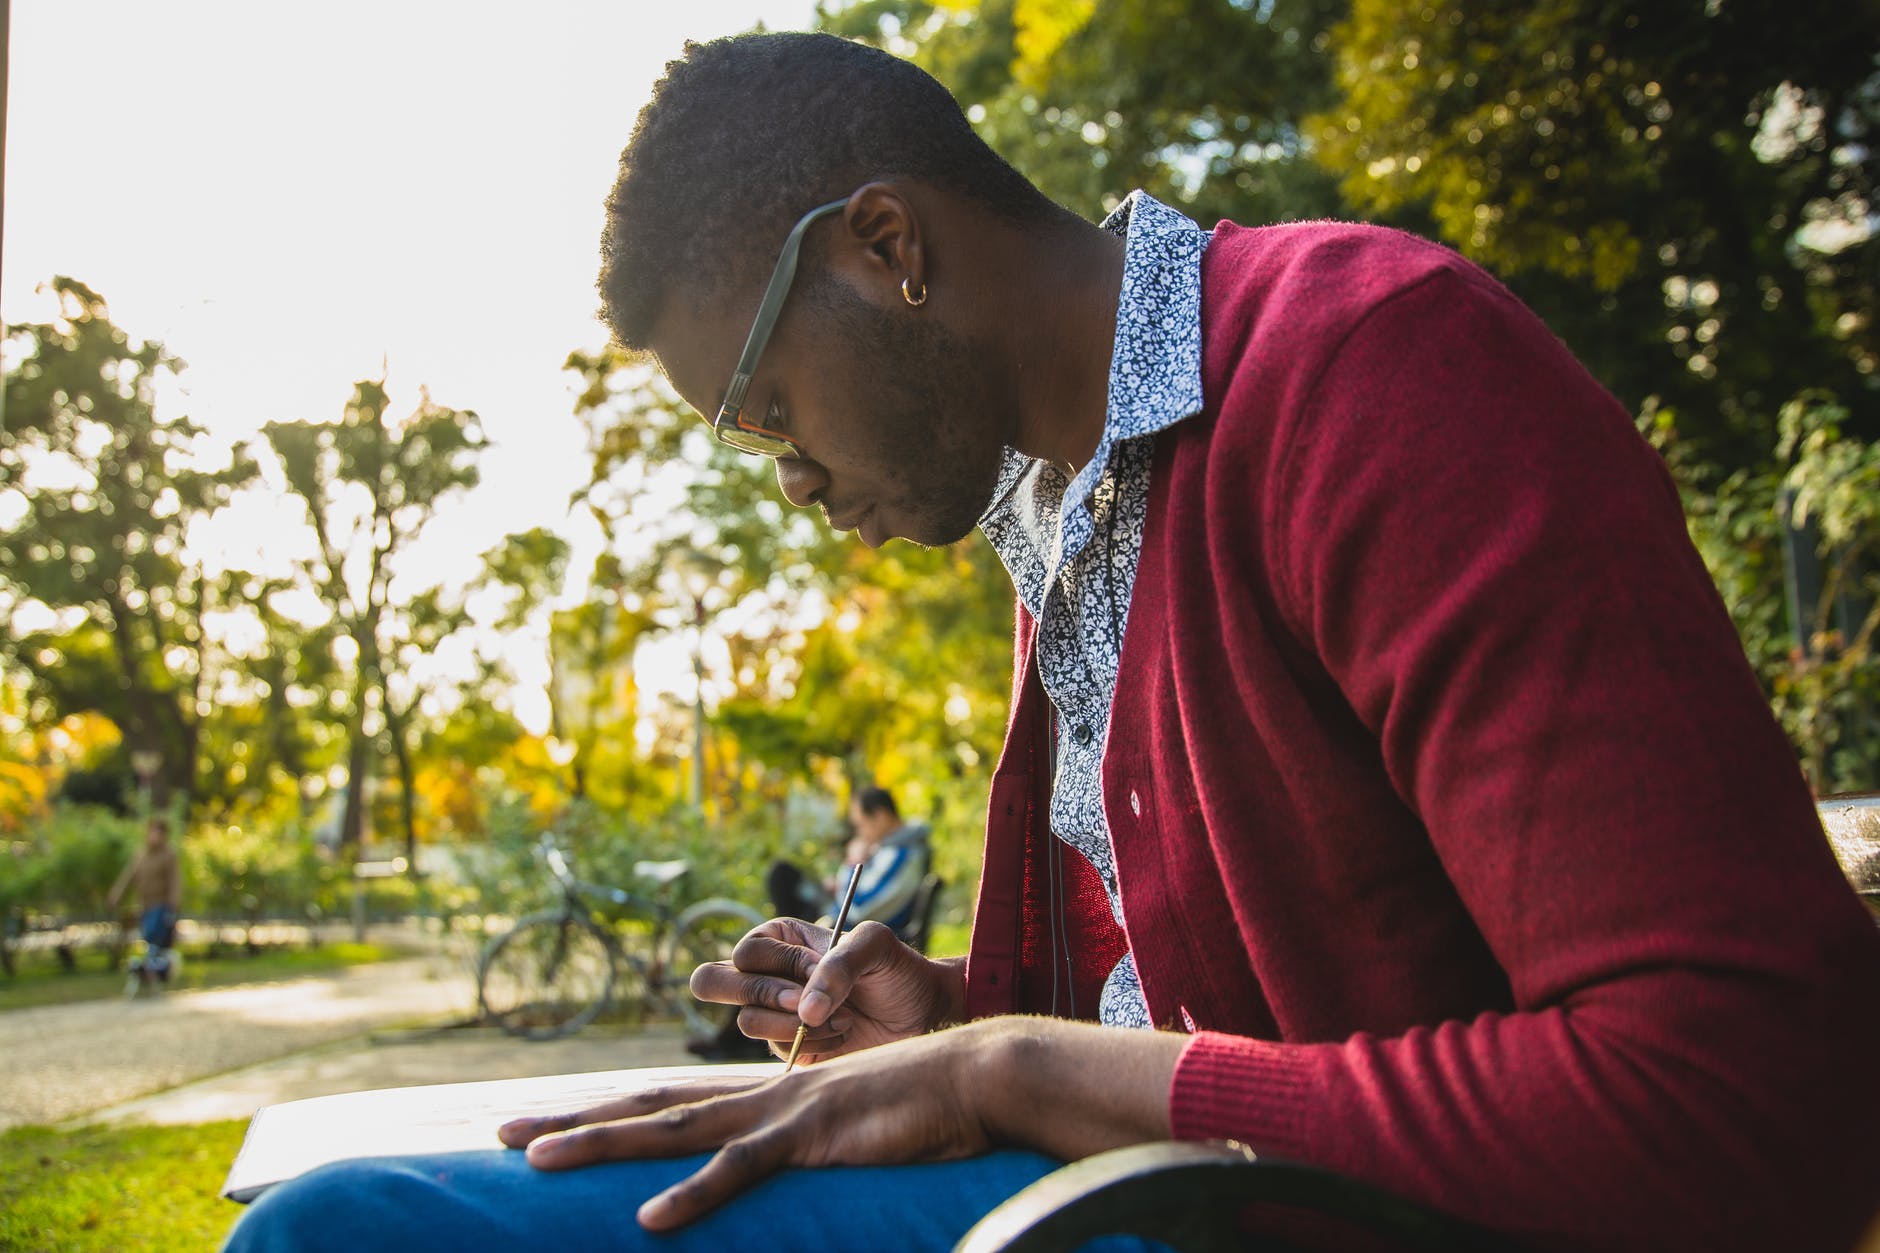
[1095,189,1208,443]
[979,189,1209,539]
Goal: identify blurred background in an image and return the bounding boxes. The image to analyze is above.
[2,0,1876,958]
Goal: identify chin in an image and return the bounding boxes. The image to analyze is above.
[896,462,1005,548]
[898,507,982,549]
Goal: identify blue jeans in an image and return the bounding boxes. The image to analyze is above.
[222,1148,1164,1252]
[139,904,177,949]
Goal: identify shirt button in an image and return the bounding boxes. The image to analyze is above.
[1072,723,1093,746]
[1129,790,1141,816]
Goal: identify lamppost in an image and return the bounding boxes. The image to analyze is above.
[673,552,716,816]
[130,748,162,820]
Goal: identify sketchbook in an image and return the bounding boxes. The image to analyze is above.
[220,1062,781,1203]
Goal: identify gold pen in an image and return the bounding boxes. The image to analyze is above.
[782,861,864,1072]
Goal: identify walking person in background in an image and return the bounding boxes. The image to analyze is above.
[108,816,182,994]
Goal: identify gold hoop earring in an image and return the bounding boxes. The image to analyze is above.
[902,277,928,308]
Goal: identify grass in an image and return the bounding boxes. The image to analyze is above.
[0,1120,248,1253]
[0,919,972,1252]
[0,942,406,1012]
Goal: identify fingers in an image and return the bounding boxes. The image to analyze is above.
[497,1077,767,1148]
[688,919,858,1024]
[732,926,827,981]
[798,919,903,1026]
[637,1127,794,1230]
[497,1098,637,1148]
[688,960,808,1014]
[735,1004,850,1049]
[520,1088,767,1173]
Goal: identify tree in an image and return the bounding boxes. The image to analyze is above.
[1317,0,1879,472]
[824,0,1347,226]
[0,279,258,809]
[262,381,485,855]
[477,526,624,802]
[201,573,345,821]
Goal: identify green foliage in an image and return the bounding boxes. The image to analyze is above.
[181,822,333,921]
[825,0,1346,224]
[1318,0,1879,472]
[1648,393,1880,793]
[186,574,344,826]
[440,798,778,922]
[7,808,140,923]
[0,280,259,806]
[1774,395,1880,791]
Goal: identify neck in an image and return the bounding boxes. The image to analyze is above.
[991,214,1126,477]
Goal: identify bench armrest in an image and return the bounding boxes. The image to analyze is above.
[952,1141,1512,1253]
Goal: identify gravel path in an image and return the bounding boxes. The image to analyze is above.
[0,954,473,1131]
[92,1024,703,1127]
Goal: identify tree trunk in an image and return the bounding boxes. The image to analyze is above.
[340,725,370,852]
[381,686,420,871]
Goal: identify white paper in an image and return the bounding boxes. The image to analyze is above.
[221,1062,781,1202]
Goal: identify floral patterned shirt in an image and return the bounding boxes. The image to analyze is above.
[978,191,1209,1028]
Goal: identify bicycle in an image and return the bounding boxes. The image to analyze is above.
[475,835,765,1042]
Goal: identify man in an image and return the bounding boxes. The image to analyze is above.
[768,786,931,934]
[227,30,1880,1253]
[108,815,182,988]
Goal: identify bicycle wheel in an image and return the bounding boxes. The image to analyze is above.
[668,898,765,1040]
[477,910,617,1041]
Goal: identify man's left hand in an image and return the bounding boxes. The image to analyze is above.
[496,1015,1186,1231]
[498,1024,995,1230]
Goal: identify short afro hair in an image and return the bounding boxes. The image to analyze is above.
[854,786,900,820]
[599,31,1059,351]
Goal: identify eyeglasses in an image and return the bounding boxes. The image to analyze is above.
[712,196,850,458]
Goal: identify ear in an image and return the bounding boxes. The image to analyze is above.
[835,182,924,303]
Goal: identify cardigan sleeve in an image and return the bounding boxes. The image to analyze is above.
[1168,265,1880,1252]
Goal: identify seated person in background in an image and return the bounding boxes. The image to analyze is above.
[767,786,931,934]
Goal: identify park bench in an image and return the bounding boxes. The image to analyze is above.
[0,910,339,980]
[1819,792,1880,920]
[953,1140,1510,1252]
[951,793,1880,1252]
[1,914,126,974]
[900,871,946,953]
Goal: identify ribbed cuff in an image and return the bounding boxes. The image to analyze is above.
[1171,1031,1319,1161]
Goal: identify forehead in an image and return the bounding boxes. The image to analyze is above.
[649,295,745,421]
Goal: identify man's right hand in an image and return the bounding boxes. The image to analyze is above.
[688,918,964,1063]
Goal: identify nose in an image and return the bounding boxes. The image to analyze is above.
[773,456,828,510]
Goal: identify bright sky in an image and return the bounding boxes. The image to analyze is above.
[2,0,821,731]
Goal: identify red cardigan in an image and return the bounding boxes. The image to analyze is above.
[963,220,1880,1251]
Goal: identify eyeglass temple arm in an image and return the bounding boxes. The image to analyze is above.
[719,198,850,423]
